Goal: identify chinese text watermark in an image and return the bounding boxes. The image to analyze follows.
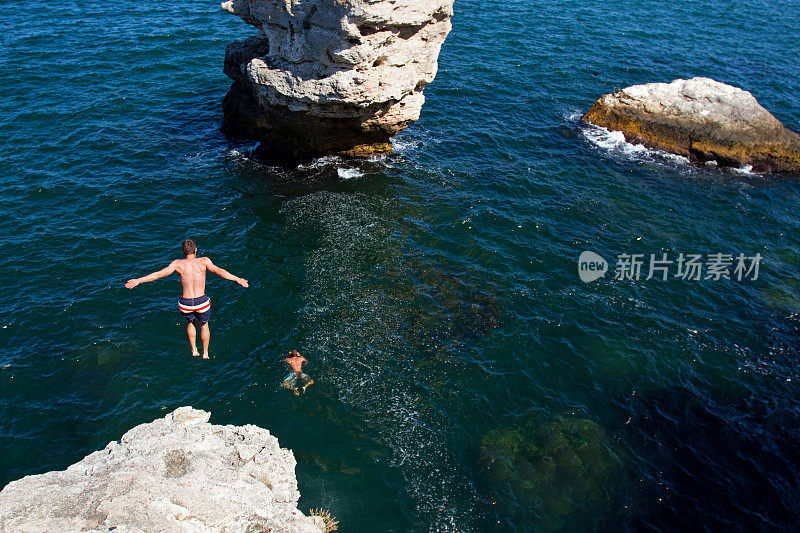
[578,251,761,283]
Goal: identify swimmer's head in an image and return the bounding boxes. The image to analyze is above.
[288,349,301,358]
[182,239,197,256]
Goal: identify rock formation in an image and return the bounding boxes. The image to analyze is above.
[221,0,454,160]
[0,407,324,533]
[479,415,624,529]
[583,77,800,174]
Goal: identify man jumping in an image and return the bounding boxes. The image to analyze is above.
[125,239,248,359]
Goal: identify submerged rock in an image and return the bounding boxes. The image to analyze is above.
[479,415,624,530]
[221,0,454,160]
[583,77,800,174]
[0,407,324,533]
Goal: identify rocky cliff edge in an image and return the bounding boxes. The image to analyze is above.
[0,407,324,533]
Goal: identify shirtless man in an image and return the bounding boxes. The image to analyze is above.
[125,239,248,359]
[281,350,313,395]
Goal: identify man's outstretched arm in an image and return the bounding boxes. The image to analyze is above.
[125,261,177,289]
[204,257,249,287]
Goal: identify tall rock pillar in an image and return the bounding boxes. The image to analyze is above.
[221,0,454,160]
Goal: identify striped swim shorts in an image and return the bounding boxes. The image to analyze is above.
[177,295,211,323]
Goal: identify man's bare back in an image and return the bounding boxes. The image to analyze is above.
[125,239,248,359]
[174,256,208,298]
[281,350,313,395]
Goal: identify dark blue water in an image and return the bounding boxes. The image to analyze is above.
[2,0,800,531]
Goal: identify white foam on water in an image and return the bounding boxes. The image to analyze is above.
[392,130,443,156]
[731,164,757,175]
[582,122,691,165]
[572,111,770,179]
[566,108,696,169]
[299,155,343,170]
[337,167,364,180]
[226,143,259,159]
[391,137,421,152]
[567,110,584,122]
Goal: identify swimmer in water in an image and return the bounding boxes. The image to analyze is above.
[281,350,313,395]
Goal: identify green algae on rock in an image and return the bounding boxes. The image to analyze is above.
[480,415,624,529]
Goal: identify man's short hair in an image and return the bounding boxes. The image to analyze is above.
[182,239,197,256]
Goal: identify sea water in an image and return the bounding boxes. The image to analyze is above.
[1,0,799,530]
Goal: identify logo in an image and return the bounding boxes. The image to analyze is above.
[578,251,608,283]
[576,251,761,283]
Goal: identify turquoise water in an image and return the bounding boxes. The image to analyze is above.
[2,0,800,530]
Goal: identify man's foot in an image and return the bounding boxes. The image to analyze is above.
[202,353,210,360]
[192,351,200,357]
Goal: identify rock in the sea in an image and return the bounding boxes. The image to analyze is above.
[479,415,624,530]
[221,0,453,160]
[583,77,800,173]
[0,407,324,533]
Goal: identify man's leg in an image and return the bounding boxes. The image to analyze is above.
[200,322,210,359]
[187,320,199,356]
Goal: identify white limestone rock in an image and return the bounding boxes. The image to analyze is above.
[583,77,800,173]
[221,0,454,159]
[0,407,324,533]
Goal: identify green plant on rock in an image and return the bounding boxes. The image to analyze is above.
[308,508,339,533]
